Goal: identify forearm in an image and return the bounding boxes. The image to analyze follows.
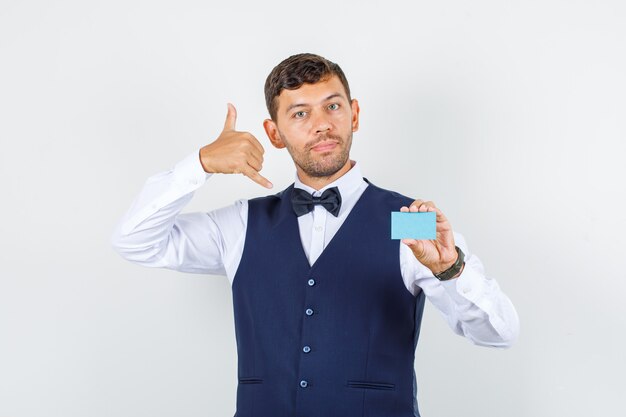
[112,102,270,277]
[110,151,229,275]
[403,233,520,348]
[438,257,520,347]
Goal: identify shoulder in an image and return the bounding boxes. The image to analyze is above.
[246,184,294,220]
[363,179,414,207]
[248,183,294,205]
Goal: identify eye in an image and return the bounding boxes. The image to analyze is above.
[294,111,307,119]
[328,103,340,111]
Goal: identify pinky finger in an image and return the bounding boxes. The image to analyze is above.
[242,165,273,189]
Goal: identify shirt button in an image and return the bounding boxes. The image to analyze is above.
[305,308,314,316]
[303,345,311,353]
[314,226,323,232]
[462,287,471,294]
[300,380,308,388]
[308,279,315,286]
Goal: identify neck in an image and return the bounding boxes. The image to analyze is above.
[297,160,354,191]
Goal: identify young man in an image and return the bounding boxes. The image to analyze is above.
[112,53,519,417]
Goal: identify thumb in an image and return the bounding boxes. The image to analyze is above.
[223,103,237,131]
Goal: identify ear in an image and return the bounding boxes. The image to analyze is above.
[350,99,360,132]
[263,119,285,149]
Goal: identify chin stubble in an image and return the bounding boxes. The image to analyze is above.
[285,132,352,178]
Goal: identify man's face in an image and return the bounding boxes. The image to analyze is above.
[264,75,360,179]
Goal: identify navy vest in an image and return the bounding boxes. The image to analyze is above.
[232,181,426,417]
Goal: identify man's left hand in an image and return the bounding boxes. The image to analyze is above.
[400,200,460,276]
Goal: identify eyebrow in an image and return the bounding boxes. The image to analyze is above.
[284,93,345,114]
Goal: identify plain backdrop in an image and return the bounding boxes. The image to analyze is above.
[1,1,625,416]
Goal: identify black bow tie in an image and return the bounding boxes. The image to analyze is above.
[291,186,342,217]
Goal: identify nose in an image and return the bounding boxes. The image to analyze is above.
[311,111,332,134]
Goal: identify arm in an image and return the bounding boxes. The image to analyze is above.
[111,104,272,279]
[399,201,520,347]
[110,151,241,276]
[400,234,519,347]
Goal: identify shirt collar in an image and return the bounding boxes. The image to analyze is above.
[293,160,364,200]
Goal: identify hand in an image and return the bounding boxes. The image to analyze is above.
[199,103,273,189]
[400,200,459,276]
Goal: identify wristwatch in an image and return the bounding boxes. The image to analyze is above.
[434,246,465,281]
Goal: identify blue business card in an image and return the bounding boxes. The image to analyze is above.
[391,212,437,240]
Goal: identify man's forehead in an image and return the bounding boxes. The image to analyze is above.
[277,75,348,107]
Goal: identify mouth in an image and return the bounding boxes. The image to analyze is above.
[310,140,339,152]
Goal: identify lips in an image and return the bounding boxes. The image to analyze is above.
[311,140,338,152]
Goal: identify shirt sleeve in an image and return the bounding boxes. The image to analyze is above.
[399,233,520,348]
[110,150,248,280]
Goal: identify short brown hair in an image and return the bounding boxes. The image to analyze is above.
[264,53,351,120]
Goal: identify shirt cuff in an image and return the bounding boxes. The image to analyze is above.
[172,150,212,189]
[440,263,488,306]
[120,151,211,235]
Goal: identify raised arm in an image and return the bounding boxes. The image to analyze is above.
[111,104,272,279]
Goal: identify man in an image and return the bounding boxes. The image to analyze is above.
[112,53,519,417]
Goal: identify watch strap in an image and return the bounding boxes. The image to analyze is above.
[434,246,465,281]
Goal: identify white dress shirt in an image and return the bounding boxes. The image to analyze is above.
[111,151,520,347]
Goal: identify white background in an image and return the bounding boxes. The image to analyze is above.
[1,0,625,416]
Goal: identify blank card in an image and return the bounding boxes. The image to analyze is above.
[390,212,437,240]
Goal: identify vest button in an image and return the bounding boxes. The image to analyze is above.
[307,278,315,286]
[305,308,314,316]
[300,380,308,388]
[303,345,311,353]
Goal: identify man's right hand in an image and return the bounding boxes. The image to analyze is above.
[199,103,273,189]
